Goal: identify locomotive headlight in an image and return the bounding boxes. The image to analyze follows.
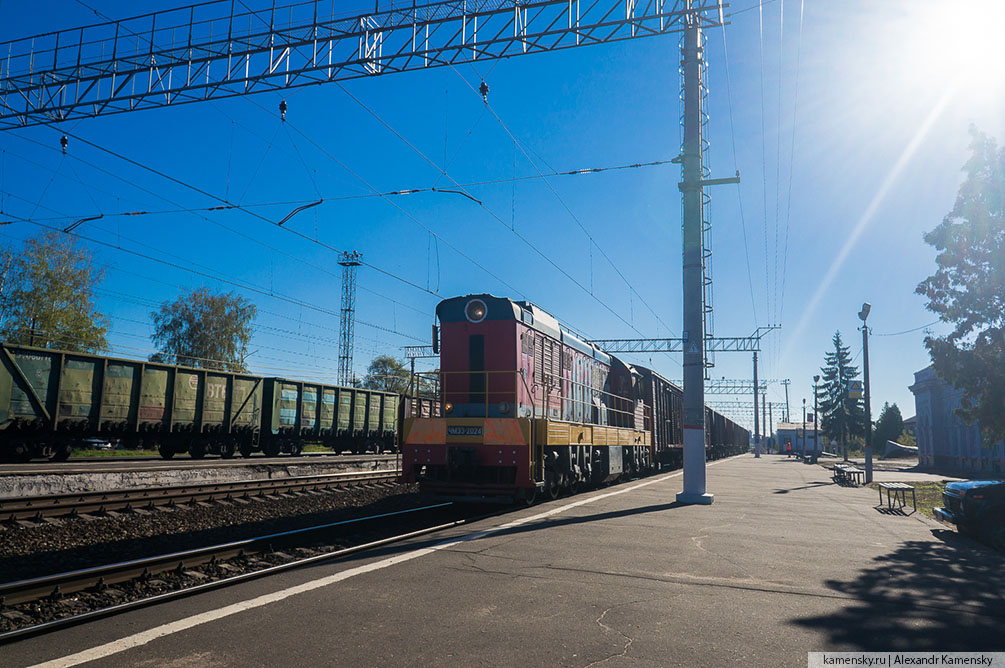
[444,402,454,414]
[498,401,511,415]
[465,299,487,323]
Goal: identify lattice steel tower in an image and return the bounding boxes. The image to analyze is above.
[338,251,362,386]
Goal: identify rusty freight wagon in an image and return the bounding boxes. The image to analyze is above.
[0,343,263,461]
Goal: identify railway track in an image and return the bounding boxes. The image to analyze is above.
[0,501,490,643]
[0,470,402,523]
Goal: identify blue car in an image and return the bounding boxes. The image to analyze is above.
[934,480,1005,551]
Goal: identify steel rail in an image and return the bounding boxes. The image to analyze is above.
[0,501,497,644]
[0,501,452,608]
[0,470,401,522]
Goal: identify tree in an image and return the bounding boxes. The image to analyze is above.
[0,232,108,352]
[873,402,905,448]
[917,127,1005,444]
[150,287,256,372]
[818,331,864,460]
[362,355,410,393]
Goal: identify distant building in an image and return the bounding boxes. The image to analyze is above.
[774,420,821,455]
[902,415,916,438]
[909,365,1005,474]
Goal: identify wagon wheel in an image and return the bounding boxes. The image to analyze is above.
[189,441,207,459]
[219,441,236,459]
[239,443,254,458]
[290,441,303,457]
[158,444,175,460]
[49,444,73,462]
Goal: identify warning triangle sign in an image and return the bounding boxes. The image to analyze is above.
[687,343,700,354]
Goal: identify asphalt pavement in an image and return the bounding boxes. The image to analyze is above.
[3,454,1002,668]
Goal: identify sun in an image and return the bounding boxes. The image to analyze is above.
[899,0,1005,96]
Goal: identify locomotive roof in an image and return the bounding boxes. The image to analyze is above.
[436,294,612,364]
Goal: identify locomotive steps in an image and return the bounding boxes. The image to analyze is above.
[0,455,398,497]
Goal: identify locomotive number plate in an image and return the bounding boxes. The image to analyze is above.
[447,426,483,436]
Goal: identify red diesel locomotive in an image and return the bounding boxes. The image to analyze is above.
[401,295,749,503]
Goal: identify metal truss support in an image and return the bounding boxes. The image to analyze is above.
[589,325,778,354]
[0,0,727,130]
[337,250,362,386]
[402,345,437,359]
[672,378,776,394]
[708,400,786,416]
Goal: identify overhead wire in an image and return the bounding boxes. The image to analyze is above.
[719,11,761,327]
[778,0,806,345]
[6,129,438,319]
[335,80,663,347]
[441,71,679,340]
[47,128,443,300]
[6,209,426,342]
[242,96,521,300]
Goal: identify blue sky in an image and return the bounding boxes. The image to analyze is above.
[1,0,1002,433]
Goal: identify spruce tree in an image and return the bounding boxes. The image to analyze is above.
[818,331,864,460]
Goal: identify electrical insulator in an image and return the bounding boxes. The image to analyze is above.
[479,81,489,104]
[279,100,287,121]
[60,135,68,153]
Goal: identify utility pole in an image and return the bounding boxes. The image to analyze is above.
[781,379,791,423]
[859,302,873,483]
[802,399,807,458]
[678,3,709,504]
[337,251,362,386]
[753,351,760,458]
[768,402,773,454]
[813,374,820,456]
[762,383,768,453]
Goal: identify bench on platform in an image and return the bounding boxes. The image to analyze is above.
[878,482,916,513]
[832,464,865,486]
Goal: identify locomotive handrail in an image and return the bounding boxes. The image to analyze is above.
[409,368,648,429]
[536,371,651,429]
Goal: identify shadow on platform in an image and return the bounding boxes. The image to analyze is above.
[773,482,831,494]
[792,530,1005,651]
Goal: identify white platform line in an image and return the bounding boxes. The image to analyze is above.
[28,461,732,668]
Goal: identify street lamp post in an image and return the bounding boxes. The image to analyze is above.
[801,398,807,458]
[813,374,820,456]
[859,302,873,484]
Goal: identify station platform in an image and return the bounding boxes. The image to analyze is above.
[4,454,1004,668]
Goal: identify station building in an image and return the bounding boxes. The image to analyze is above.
[774,420,821,456]
[909,365,1005,474]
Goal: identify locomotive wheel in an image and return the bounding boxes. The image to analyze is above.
[158,444,175,460]
[520,488,538,506]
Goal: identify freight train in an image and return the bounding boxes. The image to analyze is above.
[400,295,749,503]
[0,343,411,462]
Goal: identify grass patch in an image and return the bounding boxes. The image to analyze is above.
[303,443,330,453]
[72,449,160,458]
[866,480,947,519]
